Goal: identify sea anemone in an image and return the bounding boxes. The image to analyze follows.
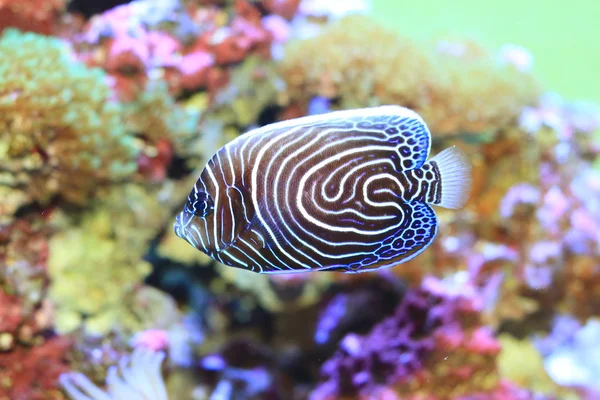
[60,348,168,400]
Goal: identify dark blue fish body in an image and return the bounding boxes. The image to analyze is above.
[174,106,471,274]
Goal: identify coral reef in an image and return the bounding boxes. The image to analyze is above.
[1,0,599,399]
[311,276,502,399]
[69,0,278,103]
[47,183,181,335]
[0,336,72,400]
[280,15,540,136]
[0,29,138,218]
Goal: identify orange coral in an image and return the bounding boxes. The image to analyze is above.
[280,15,540,135]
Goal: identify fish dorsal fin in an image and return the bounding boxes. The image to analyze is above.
[353,105,431,171]
[388,113,431,170]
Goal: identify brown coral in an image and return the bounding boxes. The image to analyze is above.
[280,15,540,135]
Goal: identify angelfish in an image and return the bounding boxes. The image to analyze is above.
[174,106,472,274]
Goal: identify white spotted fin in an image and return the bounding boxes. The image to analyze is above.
[429,146,472,209]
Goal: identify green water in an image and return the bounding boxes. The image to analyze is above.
[372,0,600,102]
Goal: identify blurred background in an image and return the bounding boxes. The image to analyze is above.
[373,0,600,102]
[2,0,600,399]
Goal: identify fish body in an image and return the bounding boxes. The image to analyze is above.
[174,106,471,274]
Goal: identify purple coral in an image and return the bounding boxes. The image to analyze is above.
[314,294,348,344]
[500,183,540,218]
[310,276,495,399]
[519,92,600,139]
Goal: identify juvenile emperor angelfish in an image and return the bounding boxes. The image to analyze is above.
[174,106,472,274]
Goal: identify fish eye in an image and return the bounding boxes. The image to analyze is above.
[185,190,214,217]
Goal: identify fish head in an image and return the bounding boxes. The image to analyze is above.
[174,168,248,259]
[174,182,216,255]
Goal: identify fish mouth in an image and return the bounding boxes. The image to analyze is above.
[174,211,194,241]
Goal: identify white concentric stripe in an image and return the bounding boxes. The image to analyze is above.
[234,123,284,189]
[190,224,208,252]
[229,185,250,223]
[215,151,238,245]
[220,204,226,247]
[221,249,248,268]
[320,158,398,203]
[343,171,366,204]
[198,178,212,247]
[363,174,407,212]
[230,244,264,272]
[296,146,407,235]
[238,238,283,271]
[185,231,200,248]
[266,128,403,259]
[226,190,236,244]
[321,155,365,190]
[309,179,396,220]
[250,229,266,248]
[205,164,221,252]
[225,145,236,186]
[405,171,424,202]
[372,188,402,198]
[251,125,314,269]
[271,127,390,259]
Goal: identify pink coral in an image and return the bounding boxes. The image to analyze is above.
[179,51,215,89]
[130,329,170,352]
[70,0,280,102]
[497,44,534,73]
[519,92,600,139]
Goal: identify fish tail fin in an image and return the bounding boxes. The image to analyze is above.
[428,146,472,209]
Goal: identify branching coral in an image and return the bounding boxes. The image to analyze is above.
[280,15,540,135]
[0,29,138,218]
[311,276,502,399]
[71,0,278,102]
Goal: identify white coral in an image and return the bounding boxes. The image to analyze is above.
[60,348,168,400]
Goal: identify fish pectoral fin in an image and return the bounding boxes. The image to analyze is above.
[246,207,290,250]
